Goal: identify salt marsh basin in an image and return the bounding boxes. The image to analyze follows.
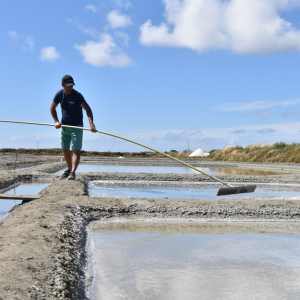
[0,183,48,219]
[2,155,300,299]
[89,181,300,201]
[56,162,281,176]
[88,219,300,300]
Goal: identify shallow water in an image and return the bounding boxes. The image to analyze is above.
[0,183,48,219]
[89,182,300,200]
[57,163,278,176]
[88,225,300,300]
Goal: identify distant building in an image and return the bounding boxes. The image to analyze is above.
[224,145,237,150]
[189,148,210,157]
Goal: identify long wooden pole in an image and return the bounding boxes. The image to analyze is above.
[0,194,39,201]
[0,119,232,187]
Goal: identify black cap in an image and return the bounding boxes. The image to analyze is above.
[62,75,75,87]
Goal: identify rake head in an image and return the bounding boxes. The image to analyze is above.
[217,185,257,196]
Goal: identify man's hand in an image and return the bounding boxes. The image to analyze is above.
[90,123,97,132]
[55,122,62,129]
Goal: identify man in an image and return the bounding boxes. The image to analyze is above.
[50,75,97,180]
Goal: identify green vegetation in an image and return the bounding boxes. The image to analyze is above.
[0,148,188,158]
[0,148,190,158]
[208,143,300,163]
[2,143,299,163]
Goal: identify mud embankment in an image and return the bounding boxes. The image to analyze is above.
[0,181,88,299]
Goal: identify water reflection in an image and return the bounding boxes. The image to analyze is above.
[89,225,300,300]
[89,182,300,200]
[57,163,279,176]
[0,183,48,219]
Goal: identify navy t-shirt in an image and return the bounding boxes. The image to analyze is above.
[53,89,85,126]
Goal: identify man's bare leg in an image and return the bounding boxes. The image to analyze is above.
[63,150,72,171]
[71,151,81,174]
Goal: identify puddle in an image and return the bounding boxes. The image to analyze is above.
[88,221,300,300]
[0,183,48,219]
[89,181,300,200]
[57,164,279,176]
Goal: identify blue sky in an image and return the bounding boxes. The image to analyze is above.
[1,0,300,151]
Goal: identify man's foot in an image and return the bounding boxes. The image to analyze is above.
[67,172,76,181]
[60,169,70,179]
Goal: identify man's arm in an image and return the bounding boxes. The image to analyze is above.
[81,100,97,132]
[50,102,62,129]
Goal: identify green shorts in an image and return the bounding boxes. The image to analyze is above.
[61,127,83,151]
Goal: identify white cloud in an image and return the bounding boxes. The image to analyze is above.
[107,10,132,28]
[4,120,300,151]
[85,4,97,13]
[8,30,18,40]
[76,33,131,67]
[40,46,60,62]
[114,0,132,10]
[140,0,300,54]
[8,30,35,51]
[218,99,300,112]
[24,37,35,51]
[133,121,300,151]
[67,18,100,39]
[115,31,130,47]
